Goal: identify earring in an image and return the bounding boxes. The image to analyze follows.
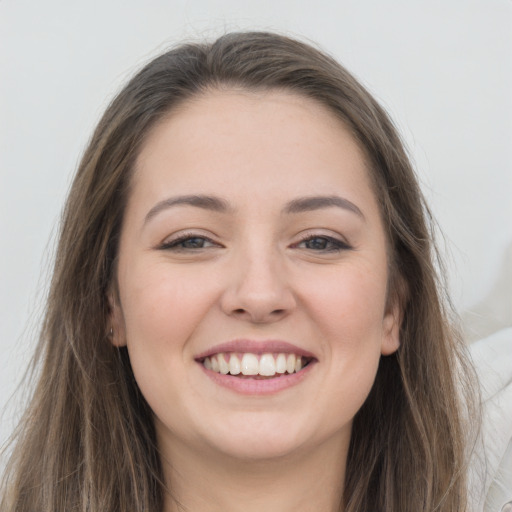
[108,327,113,337]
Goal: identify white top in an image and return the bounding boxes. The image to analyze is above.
[469,327,512,512]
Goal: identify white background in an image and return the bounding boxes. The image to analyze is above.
[1,0,511,448]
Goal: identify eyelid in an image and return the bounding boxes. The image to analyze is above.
[157,230,222,250]
[156,229,351,252]
[292,231,352,252]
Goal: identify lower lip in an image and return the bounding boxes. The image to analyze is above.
[198,361,316,395]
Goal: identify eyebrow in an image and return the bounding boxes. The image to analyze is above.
[283,195,365,219]
[144,194,232,224]
[144,193,364,225]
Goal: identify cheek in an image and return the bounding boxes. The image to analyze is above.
[121,262,214,336]
[304,263,389,346]
[300,263,388,413]
[118,264,217,415]
[118,263,220,390]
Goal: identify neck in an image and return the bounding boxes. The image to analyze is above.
[160,435,347,512]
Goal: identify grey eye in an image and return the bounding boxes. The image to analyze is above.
[178,237,210,249]
[302,237,331,250]
[297,236,350,252]
[160,235,218,251]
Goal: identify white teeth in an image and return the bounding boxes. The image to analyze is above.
[218,353,229,374]
[276,353,287,374]
[203,352,309,376]
[286,354,296,374]
[241,353,259,375]
[259,353,276,376]
[229,354,241,375]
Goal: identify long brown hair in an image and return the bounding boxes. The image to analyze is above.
[1,31,478,511]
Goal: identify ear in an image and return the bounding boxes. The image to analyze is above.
[381,301,401,356]
[107,290,127,347]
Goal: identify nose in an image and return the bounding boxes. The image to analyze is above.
[220,249,297,324]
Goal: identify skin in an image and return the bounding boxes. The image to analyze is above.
[110,90,401,512]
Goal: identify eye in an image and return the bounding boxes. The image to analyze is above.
[295,235,351,252]
[159,233,220,251]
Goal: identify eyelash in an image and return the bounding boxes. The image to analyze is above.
[294,234,352,253]
[159,233,351,253]
[159,232,219,251]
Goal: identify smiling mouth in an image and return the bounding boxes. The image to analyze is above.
[200,352,313,378]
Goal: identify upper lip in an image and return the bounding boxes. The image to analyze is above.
[194,339,317,360]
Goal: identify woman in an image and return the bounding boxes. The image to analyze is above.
[1,31,478,511]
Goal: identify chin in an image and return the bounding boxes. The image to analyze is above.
[198,414,323,462]
[212,435,306,462]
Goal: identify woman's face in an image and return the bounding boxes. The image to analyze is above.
[112,90,400,463]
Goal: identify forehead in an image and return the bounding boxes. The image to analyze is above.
[130,89,379,217]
